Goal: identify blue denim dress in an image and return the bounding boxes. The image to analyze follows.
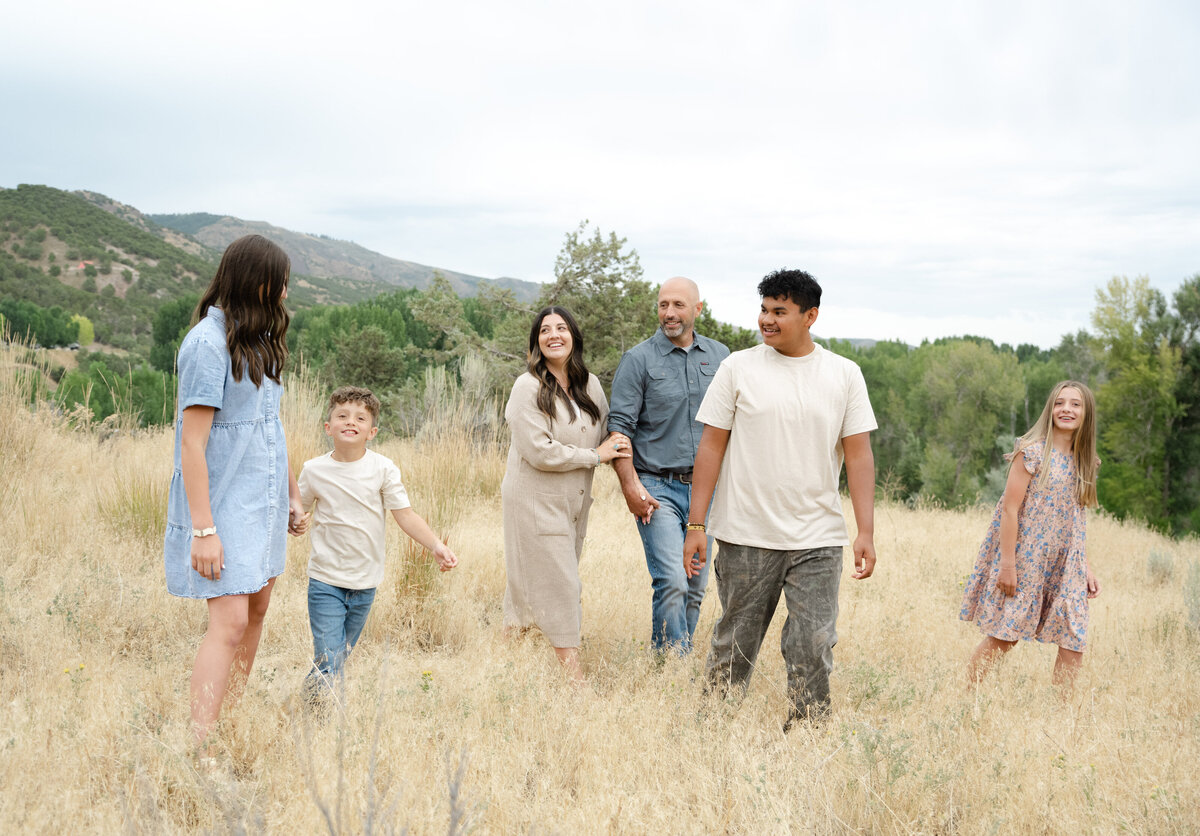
[163,308,290,598]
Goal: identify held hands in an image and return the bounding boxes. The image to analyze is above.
[595,433,632,464]
[996,559,1017,597]
[288,498,309,536]
[622,479,660,524]
[191,532,224,581]
[683,528,707,579]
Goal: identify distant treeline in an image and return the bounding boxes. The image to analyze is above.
[825,273,1200,535]
[4,193,1198,537]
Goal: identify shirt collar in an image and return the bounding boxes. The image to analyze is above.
[652,328,707,355]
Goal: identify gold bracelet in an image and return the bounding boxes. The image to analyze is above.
[686,523,706,532]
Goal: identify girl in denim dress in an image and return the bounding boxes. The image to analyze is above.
[960,380,1101,690]
[163,234,306,750]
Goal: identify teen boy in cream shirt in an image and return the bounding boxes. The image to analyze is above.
[683,269,877,731]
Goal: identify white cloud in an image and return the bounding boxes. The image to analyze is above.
[3,1,1199,347]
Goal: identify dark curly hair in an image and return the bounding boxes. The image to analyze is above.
[526,306,601,424]
[758,269,821,311]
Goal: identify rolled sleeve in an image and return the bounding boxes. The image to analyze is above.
[606,350,643,437]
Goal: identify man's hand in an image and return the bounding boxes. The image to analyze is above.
[851,531,876,580]
[622,479,660,524]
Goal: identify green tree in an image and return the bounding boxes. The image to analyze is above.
[909,340,1024,506]
[409,273,472,367]
[1168,274,1200,533]
[70,314,94,346]
[537,221,657,389]
[325,324,407,392]
[1090,276,1182,528]
[149,295,198,372]
[695,306,758,351]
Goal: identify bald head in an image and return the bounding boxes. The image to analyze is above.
[657,276,704,346]
[660,276,700,306]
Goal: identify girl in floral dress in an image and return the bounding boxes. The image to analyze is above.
[960,380,1101,688]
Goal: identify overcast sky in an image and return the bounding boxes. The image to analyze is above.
[5,1,1199,347]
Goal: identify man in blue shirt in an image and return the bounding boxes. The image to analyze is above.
[607,277,730,653]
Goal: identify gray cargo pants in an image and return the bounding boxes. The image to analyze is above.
[704,541,842,720]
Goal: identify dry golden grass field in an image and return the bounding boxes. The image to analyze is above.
[1,344,1198,834]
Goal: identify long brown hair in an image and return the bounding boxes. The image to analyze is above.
[1013,379,1098,507]
[526,306,601,424]
[194,234,291,386]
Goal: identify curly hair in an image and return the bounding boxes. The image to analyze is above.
[327,385,381,425]
[758,269,822,311]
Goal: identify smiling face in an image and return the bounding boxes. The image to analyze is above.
[1051,386,1085,436]
[537,313,574,370]
[657,276,703,347]
[325,399,379,457]
[759,295,819,357]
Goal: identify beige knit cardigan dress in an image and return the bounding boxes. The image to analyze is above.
[501,371,608,648]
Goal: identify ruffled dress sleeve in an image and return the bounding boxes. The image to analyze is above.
[1005,441,1043,476]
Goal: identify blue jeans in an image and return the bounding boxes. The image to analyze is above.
[306,578,377,695]
[637,474,712,652]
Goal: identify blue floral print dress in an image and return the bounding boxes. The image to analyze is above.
[163,308,290,598]
[960,441,1090,652]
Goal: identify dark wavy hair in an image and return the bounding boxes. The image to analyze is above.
[194,234,291,386]
[526,306,601,424]
[758,268,822,311]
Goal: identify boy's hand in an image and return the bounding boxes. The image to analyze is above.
[288,501,309,536]
[433,542,458,571]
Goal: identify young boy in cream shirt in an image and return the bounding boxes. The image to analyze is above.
[298,386,457,700]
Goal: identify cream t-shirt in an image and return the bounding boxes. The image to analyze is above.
[695,343,877,550]
[298,449,411,589]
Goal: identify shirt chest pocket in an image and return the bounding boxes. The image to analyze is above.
[645,365,685,409]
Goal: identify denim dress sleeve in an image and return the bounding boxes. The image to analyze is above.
[163,309,290,599]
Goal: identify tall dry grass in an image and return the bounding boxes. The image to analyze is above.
[1,339,1198,833]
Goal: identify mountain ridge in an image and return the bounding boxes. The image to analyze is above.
[145,211,539,301]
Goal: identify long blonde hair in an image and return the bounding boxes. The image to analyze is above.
[1012,380,1098,507]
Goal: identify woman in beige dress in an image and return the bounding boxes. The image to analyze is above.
[501,306,629,681]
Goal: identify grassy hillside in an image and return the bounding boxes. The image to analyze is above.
[0,185,216,350]
[1,342,1197,832]
[0,186,421,353]
[150,212,541,302]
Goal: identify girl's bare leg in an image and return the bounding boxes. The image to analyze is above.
[191,594,251,747]
[1053,646,1083,691]
[553,646,585,684]
[967,636,1018,686]
[226,578,277,707]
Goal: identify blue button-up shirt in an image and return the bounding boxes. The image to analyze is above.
[607,328,730,475]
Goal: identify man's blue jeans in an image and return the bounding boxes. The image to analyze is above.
[636,473,711,652]
[306,578,377,696]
